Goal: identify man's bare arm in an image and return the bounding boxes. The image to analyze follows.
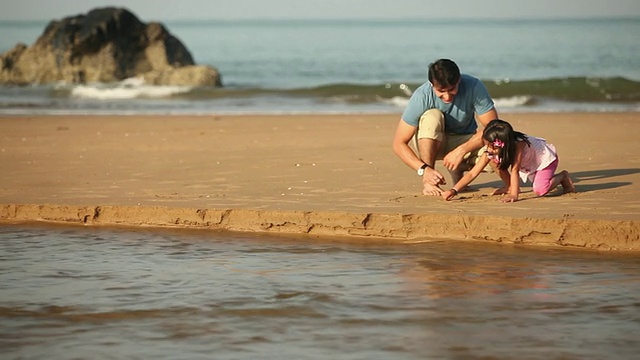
[442,108,498,170]
[392,119,446,185]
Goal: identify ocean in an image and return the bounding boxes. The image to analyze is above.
[1,17,639,115]
[2,224,639,359]
[3,16,640,360]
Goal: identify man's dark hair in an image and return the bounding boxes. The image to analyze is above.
[428,59,461,87]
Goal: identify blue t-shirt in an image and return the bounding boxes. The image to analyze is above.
[401,74,495,134]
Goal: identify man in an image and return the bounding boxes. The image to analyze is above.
[392,59,498,196]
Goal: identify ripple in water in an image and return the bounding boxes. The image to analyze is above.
[1,224,639,359]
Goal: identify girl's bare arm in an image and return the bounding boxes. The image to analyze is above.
[442,154,490,200]
[503,142,526,202]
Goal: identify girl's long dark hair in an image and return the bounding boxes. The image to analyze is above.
[482,119,530,170]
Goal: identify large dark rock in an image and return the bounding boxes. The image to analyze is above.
[0,7,222,86]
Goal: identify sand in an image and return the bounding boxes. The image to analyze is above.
[1,113,639,252]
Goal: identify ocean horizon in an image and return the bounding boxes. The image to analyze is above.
[1,17,639,115]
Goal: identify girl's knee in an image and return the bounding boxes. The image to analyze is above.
[533,184,551,196]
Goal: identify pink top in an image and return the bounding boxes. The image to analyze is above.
[518,136,557,183]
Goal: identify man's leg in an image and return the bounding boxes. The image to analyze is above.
[416,109,445,195]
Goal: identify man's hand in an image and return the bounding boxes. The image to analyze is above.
[421,167,446,196]
[442,146,468,171]
[422,167,446,187]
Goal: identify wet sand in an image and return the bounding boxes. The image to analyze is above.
[1,113,639,251]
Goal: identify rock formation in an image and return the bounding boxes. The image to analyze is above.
[0,7,222,87]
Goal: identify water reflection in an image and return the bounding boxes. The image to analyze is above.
[1,224,639,360]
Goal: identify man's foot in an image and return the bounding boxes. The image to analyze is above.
[422,183,444,196]
[561,171,576,193]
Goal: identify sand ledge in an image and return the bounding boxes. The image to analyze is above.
[2,204,638,252]
[1,113,639,253]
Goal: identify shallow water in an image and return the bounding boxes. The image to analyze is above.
[1,224,639,360]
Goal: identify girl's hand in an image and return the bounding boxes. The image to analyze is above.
[491,187,509,195]
[442,190,455,201]
[501,194,519,203]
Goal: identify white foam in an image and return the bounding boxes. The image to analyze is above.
[387,94,532,110]
[493,95,532,108]
[388,96,410,108]
[69,78,192,100]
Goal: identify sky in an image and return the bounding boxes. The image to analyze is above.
[1,0,640,21]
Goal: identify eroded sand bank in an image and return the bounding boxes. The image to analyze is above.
[1,113,638,251]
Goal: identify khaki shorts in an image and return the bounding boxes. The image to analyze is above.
[415,108,486,166]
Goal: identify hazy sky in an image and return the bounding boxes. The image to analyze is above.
[1,0,640,21]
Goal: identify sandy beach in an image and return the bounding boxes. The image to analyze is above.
[1,113,638,251]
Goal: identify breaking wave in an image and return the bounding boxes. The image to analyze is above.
[62,77,193,100]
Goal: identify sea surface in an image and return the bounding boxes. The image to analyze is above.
[1,17,639,115]
[1,224,639,360]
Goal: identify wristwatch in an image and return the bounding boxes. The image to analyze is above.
[417,163,430,176]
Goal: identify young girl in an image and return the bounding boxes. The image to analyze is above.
[442,119,575,202]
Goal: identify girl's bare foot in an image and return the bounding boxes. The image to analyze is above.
[560,170,576,193]
[422,183,444,196]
